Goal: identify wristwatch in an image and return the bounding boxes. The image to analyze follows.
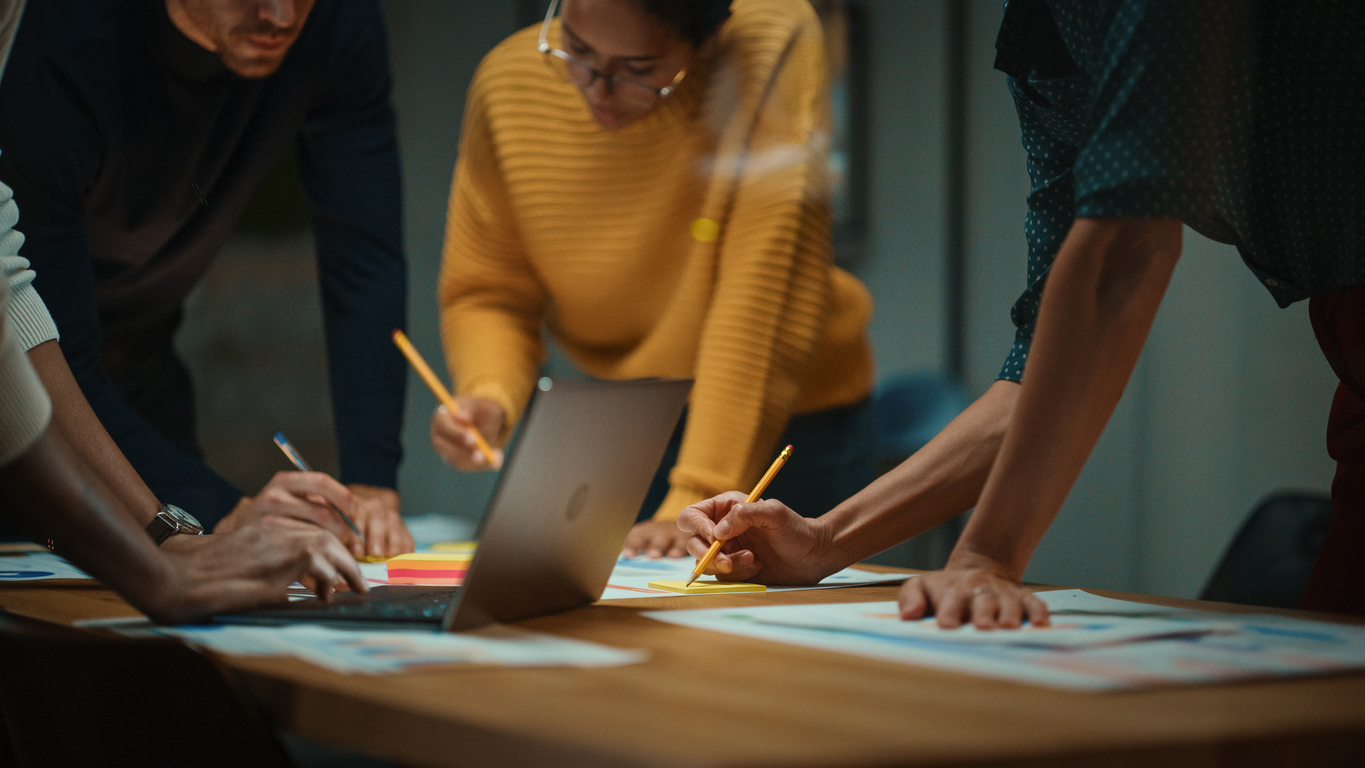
[146,504,205,545]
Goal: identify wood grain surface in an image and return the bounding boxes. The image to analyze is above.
[3,574,1363,767]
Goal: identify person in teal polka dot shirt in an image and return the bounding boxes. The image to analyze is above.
[950,0,1365,623]
[673,0,1364,627]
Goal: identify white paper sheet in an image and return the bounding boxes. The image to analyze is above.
[94,620,645,675]
[354,553,906,595]
[403,513,478,547]
[644,590,1365,690]
[0,551,93,581]
[703,599,1233,650]
[599,556,908,600]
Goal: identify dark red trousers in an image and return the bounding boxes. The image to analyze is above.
[1301,286,1365,615]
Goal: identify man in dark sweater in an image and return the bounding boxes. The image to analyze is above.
[0,0,414,556]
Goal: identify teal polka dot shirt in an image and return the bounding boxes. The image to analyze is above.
[996,0,1365,382]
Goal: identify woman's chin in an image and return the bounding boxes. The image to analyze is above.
[589,106,637,131]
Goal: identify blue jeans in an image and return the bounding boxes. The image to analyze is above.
[636,398,877,522]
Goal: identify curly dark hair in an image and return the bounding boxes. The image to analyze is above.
[637,0,733,47]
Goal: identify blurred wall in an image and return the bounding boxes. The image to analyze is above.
[182,0,1337,599]
[381,1,521,519]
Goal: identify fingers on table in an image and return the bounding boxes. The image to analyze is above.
[898,577,929,620]
[898,576,1048,630]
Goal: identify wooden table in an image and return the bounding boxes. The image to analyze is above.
[2,574,1364,768]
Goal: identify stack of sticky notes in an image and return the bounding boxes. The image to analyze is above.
[428,541,478,554]
[386,552,474,586]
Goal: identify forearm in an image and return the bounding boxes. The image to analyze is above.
[0,426,175,617]
[818,380,1019,569]
[955,217,1182,575]
[28,340,162,526]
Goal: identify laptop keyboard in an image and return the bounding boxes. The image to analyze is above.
[216,586,460,626]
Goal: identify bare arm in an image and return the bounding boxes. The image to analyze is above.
[32,339,408,557]
[7,347,367,622]
[28,339,162,526]
[0,424,176,612]
[901,217,1182,628]
[820,380,1019,568]
[677,380,1019,583]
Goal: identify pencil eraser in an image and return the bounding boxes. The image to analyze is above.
[648,579,766,594]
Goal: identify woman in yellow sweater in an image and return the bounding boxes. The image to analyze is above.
[432,0,876,556]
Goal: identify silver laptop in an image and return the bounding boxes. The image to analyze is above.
[217,377,691,631]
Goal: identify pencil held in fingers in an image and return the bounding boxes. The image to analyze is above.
[392,329,501,468]
[272,432,365,541]
[688,445,792,587]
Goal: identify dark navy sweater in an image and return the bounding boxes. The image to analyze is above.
[0,0,407,527]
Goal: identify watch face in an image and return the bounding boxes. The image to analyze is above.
[165,505,203,530]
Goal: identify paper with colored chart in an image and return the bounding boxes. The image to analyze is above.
[89,619,646,675]
[356,549,904,598]
[0,551,93,581]
[644,590,1365,690]
[598,556,907,600]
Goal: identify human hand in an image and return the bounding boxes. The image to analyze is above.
[151,522,366,623]
[213,471,362,556]
[347,484,414,559]
[429,397,505,472]
[898,550,1050,629]
[622,518,691,558]
[676,492,832,585]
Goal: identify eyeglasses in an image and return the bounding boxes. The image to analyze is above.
[537,0,687,108]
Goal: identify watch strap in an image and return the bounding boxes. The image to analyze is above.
[146,505,203,546]
[146,511,179,546]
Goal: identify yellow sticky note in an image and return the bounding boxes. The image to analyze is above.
[429,541,478,553]
[359,555,390,563]
[648,579,766,594]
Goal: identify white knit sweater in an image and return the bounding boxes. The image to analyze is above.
[0,0,62,465]
[0,271,50,466]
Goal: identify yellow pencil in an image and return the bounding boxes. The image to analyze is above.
[687,445,793,587]
[391,330,501,469]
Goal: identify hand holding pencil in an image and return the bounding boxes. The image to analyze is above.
[687,446,791,586]
[674,447,834,587]
[393,330,504,471]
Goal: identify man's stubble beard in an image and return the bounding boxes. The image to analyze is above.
[175,1,293,79]
[217,47,288,78]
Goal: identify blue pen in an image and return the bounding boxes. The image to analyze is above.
[272,431,365,540]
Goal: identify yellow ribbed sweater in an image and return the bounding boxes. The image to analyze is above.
[439,0,874,519]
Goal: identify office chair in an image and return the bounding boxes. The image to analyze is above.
[1200,491,1334,609]
[868,373,969,570]
[873,373,969,474]
[0,610,292,768]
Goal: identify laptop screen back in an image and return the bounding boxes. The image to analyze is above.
[444,378,690,630]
